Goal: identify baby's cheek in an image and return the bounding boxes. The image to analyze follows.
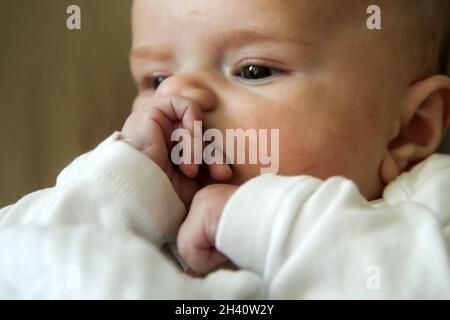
[277,122,365,174]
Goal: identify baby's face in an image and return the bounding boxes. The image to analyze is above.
[131,0,403,199]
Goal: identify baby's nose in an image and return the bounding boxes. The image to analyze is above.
[155,74,217,112]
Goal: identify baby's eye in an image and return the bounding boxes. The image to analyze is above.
[238,65,280,80]
[141,75,169,91]
[152,75,169,89]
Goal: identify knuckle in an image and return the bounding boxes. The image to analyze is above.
[172,95,196,111]
[133,108,161,125]
[191,189,211,207]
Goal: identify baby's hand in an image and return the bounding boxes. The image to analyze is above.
[177,184,238,275]
[120,96,231,207]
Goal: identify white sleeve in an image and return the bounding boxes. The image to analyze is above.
[0,133,263,298]
[0,205,12,221]
[0,132,185,247]
[216,167,450,299]
[0,225,262,299]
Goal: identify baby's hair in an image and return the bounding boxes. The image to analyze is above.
[410,0,450,77]
[439,7,450,76]
[342,0,449,78]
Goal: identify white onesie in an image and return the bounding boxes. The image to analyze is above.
[0,132,449,299]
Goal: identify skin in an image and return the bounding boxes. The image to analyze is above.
[126,0,450,274]
[130,0,406,200]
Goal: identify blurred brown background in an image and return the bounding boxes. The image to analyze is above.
[0,0,135,206]
[0,1,449,207]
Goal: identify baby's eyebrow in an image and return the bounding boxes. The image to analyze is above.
[130,46,168,61]
[130,28,314,60]
[208,28,314,48]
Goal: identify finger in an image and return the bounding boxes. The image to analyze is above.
[191,249,229,275]
[122,106,173,147]
[185,268,203,279]
[121,110,170,157]
[180,243,229,275]
[208,163,233,181]
[187,260,237,278]
[151,96,203,136]
[180,162,199,178]
[155,96,203,176]
[205,144,233,181]
[178,222,229,275]
[173,122,200,178]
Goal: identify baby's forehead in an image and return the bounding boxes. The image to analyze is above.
[131,0,438,77]
[131,0,362,44]
[132,0,409,25]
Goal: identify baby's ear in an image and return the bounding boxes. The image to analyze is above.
[380,75,450,184]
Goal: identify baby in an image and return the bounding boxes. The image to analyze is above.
[0,0,450,299]
[124,0,450,273]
